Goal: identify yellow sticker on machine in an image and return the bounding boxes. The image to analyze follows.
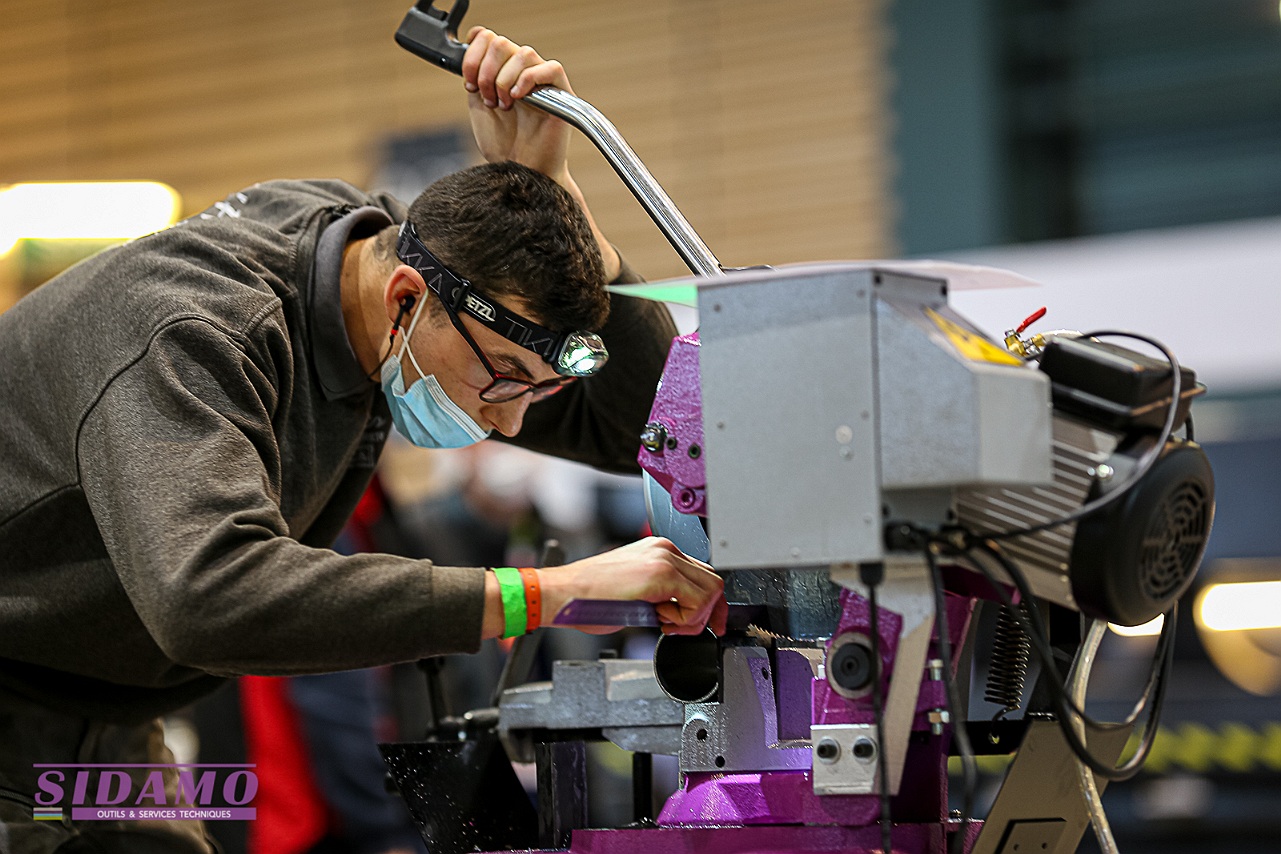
[924,307,1022,366]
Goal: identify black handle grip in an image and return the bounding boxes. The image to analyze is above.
[395,0,470,75]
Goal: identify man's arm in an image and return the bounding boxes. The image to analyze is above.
[81,320,715,666]
[78,318,490,674]
[459,27,620,280]
[457,28,677,472]
[481,537,726,638]
[452,30,719,632]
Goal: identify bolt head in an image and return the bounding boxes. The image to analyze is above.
[639,422,667,452]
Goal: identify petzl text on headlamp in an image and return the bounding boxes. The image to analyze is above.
[395,221,609,378]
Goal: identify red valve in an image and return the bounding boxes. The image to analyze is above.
[1016,307,1047,335]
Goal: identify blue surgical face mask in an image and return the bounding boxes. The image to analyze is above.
[380,302,490,449]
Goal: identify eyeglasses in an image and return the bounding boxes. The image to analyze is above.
[395,221,609,388]
[445,304,576,403]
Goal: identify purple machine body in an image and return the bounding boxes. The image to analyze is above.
[555,586,979,854]
[637,332,708,516]
[563,331,987,854]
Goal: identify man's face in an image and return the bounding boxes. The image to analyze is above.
[399,295,567,438]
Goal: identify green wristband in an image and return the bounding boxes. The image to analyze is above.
[492,567,527,639]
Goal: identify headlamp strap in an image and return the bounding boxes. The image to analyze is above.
[396,221,604,375]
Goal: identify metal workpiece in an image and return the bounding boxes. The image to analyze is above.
[654,629,721,704]
[498,659,683,762]
[679,646,811,774]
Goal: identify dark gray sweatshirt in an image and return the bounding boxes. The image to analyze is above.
[0,179,674,723]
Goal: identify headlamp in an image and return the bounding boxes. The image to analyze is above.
[396,221,608,378]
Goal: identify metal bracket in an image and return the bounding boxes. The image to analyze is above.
[825,556,936,795]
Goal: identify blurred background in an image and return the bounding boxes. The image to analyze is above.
[3,1,1280,852]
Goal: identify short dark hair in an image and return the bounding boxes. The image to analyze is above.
[377,161,609,332]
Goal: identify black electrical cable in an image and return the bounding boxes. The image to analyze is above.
[973,331,1183,542]
[957,537,1176,780]
[924,546,977,854]
[968,538,1174,731]
[864,572,894,854]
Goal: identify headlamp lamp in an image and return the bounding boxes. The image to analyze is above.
[396,221,608,378]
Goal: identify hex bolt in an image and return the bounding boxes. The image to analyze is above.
[928,658,945,681]
[928,708,951,736]
[815,738,841,764]
[639,422,667,453]
[852,737,876,761]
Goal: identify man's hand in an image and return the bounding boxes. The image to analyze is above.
[539,537,728,637]
[458,27,620,279]
[461,27,572,183]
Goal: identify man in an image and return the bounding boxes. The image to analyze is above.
[0,29,725,853]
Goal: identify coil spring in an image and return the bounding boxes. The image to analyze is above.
[984,603,1032,721]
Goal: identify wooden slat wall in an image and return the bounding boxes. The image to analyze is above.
[1,0,895,289]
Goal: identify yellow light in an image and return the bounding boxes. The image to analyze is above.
[1197,581,1281,632]
[0,182,181,256]
[1109,615,1164,637]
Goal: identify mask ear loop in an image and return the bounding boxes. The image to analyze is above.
[398,295,431,381]
[367,293,422,383]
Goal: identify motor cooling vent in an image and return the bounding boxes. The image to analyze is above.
[1138,478,1212,603]
[1070,440,1215,626]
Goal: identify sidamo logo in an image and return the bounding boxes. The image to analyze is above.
[32,764,258,822]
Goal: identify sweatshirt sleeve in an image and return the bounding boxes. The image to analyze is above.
[501,253,678,474]
[77,315,486,677]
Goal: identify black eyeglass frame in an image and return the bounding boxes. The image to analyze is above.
[395,221,608,385]
[445,301,575,404]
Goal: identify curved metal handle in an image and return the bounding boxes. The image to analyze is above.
[395,1,723,277]
[523,87,722,277]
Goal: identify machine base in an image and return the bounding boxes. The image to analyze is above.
[556,820,981,854]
